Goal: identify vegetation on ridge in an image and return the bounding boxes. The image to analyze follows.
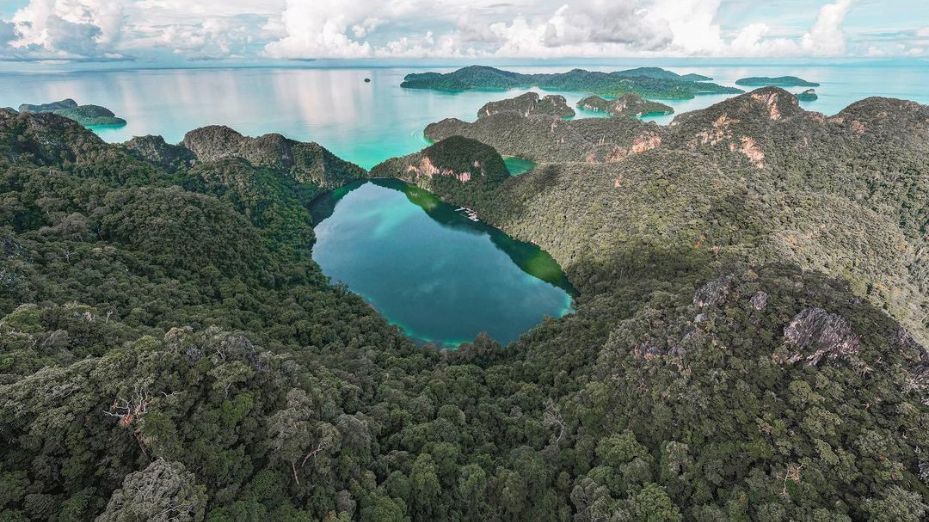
[401,65,743,99]
[1,82,929,522]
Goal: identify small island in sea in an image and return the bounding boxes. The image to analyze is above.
[478,92,575,119]
[18,98,127,127]
[401,65,742,99]
[735,76,820,87]
[795,88,819,102]
[577,94,674,118]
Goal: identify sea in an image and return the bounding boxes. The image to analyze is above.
[0,59,926,170]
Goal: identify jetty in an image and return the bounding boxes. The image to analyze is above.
[455,207,479,222]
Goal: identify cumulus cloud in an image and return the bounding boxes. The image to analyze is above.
[3,0,126,59]
[457,0,674,57]
[0,0,918,62]
[0,21,16,47]
[801,0,851,55]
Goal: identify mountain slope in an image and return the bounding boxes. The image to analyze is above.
[1,90,929,522]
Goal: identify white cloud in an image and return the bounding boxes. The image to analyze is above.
[800,0,851,55]
[0,0,917,62]
[7,0,127,59]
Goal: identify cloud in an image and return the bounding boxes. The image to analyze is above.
[0,21,16,47]
[0,0,918,62]
[800,0,851,55]
[4,0,127,59]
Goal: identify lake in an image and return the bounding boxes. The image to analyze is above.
[310,179,574,347]
[3,59,926,346]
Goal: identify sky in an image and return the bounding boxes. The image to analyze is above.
[0,0,925,64]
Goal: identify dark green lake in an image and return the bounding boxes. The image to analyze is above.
[311,179,574,347]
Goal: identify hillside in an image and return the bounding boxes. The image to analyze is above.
[2,87,929,522]
[478,92,575,119]
[577,94,674,118]
[401,66,743,99]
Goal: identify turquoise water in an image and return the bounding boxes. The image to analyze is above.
[311,179,573,347]
[504,156,537,176]
[1,61,926,168]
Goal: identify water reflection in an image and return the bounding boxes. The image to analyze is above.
[310,180,574,347]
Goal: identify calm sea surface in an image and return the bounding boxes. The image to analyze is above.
[1,61,926,169]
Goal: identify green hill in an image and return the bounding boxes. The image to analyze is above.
[1,87,929,522]
[736,76,820,87]
[402,66,742,99]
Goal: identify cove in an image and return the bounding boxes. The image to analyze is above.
[311,179,574,347]
[503,156,536,176]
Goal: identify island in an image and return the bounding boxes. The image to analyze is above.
[478,92,575,119]
[795,88,819,102]
[577,94,674,118]
[735,76,820,87]
[18,98,127,127]
[425,92,663,163]
[401,65,743,99]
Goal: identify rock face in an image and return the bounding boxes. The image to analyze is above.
[0,107,109,165]
[181,126,365,187]
[122,135,195,170]
[479,92,575,119]
[371,136,508,191]
[783,308,861,365]
[693,276,732,308]
[577,94,673,118]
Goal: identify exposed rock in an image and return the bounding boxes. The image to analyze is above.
[577,94,673,119]
[479,92,575,119]
[750,291,769,311]
[783,308,861,365]
[123,135,194,170]
[731,136,765,168]
[693,276,732,308]
[181,126,365,188]
[894,328,929,395]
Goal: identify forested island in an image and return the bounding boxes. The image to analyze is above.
[577,94,674,118]
[2,84,929,521]
[401,65,742,99]
[736,76,820,87]
[17,98,127,127]
[796,88,819,102]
